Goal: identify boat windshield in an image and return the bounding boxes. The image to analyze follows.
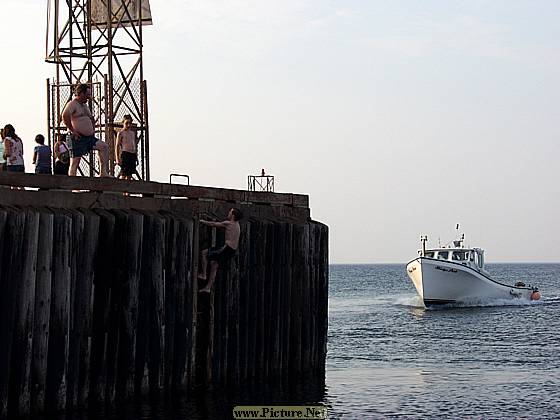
[452,251,469,261]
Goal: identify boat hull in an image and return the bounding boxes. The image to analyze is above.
[406,257,534,306]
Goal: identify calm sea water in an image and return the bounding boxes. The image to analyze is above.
[41,264,560,419]
[326,263,560,419]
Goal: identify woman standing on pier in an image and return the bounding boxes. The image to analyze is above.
[3,124,24,172]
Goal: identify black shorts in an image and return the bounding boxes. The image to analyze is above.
[208,245,236,265]
[120,151,137,176]
[7,165,25,173]
[54,160,70,175]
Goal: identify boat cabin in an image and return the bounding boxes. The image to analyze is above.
[419,248,486,271]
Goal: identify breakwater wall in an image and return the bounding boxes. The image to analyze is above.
[0,173,328,417]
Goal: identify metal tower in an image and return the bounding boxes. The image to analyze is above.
[45,0,152,179]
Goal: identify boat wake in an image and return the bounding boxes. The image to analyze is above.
[394,295,424,308]
[429,297,542,309]
[394,295,558,309]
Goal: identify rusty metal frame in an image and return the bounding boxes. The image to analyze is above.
[45,0,151,179]
[248,175,275,192]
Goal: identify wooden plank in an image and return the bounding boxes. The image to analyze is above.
[318,224,329,377]
[247,220,259,384]
[90,209,116,403]
[160,213,176,393]
[185,218,197,389]
[281,223,293,382]
[116,211,143,399]
[135,211,153,395]
[172,217,191,390]
[263,221,275,381]
[148,215,165,395]
[65,209,84,410]
[9,209,39,416]
[211,261,223,387]
[45,212,72,412]
[237,221,250,385]
[270,222,284,379]
[0,208,21,418]
[289,224,304,380]
[226,233,241,387]
[105,209,126,403]
[31,210,54,414]
[300,223,311,376]
[308,223,318,374]
[255,220,266,383]
[76,211,100,406]
[0,206,7,418]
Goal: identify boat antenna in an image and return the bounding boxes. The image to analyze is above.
[420,235,428,256]
[452,223,465,248]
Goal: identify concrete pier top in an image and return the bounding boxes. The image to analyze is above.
[0,172,310,220]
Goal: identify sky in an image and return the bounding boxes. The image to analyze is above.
[1,0,559,263]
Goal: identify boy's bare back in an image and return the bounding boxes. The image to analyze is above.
[224,220,240,249]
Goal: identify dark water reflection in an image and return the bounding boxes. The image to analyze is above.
[31,264,560,419]
[32,380,326,420]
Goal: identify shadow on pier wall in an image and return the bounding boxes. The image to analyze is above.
[0,175,328,418]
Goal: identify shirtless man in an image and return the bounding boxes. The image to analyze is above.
[61,83,110,176]
[115,115,137,180]
[198,208,243,293]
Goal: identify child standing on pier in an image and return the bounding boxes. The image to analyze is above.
[115,114,137,180]
[33,134,52,174]
[198,208,243,293]
[53,133,70,175]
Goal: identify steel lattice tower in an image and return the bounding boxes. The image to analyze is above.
[46,0,152,179]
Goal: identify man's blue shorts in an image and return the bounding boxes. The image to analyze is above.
[68,135,97,158]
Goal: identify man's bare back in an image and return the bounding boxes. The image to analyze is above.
[198,208,244,293]
[224,220,241,250]
[62,99,95,137]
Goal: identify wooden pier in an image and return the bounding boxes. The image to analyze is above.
[0,173,328,418]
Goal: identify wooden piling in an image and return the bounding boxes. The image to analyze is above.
[0,208,7,419]
[9,209,39,416]
[148,214,165,395]
[45,212,72,412]
[172,217,193,391]
[237,221,250,385]
[31,210,54,414]
[116,210,143,399]
[89,209,116,404]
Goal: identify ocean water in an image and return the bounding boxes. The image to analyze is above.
[38,264,560,419]
[326,263,560,419]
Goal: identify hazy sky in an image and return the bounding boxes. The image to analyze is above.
[1,1,559,263]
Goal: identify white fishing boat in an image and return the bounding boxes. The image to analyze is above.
[406,230,541,307]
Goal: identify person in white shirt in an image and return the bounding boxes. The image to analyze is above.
[3,124,25,173]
